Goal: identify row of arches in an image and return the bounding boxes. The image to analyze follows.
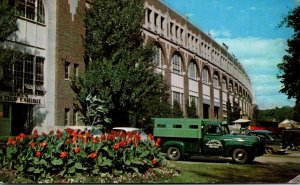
[152,43,253,118]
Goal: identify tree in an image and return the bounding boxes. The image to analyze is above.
[188,99,198,118]
[252,104,259,123]
[226,99,233,124]
[0,0,18,66]
[277,6,300,101]
[71,0,170,127]
[232,101,241,121]
[171,100,183,118]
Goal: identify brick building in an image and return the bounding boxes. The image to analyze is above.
[0,0,253,136]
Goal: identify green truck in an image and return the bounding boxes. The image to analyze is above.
[153,118,265,164]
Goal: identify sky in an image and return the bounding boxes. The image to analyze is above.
[162,0,299,110]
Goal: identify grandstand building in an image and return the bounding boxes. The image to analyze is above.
[0,0,253,136]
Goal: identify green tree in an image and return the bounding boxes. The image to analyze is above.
[171,100,183,118]
[232,101,241,120]
[71,0,170,127]
[0,0,18,65]
[252,104,259,123]
[188,99,198,118]
[226,99,233,124]
[277,6,300,101]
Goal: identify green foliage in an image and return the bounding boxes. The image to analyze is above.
[252,104,259,123]
[72,0,170,126]
[81,94,111,127]
[172,100,183,118]
[188,99,198,118]
[277,6,300,101]
[293,99,300,122]
[0,130,164,182]
[258,106,294,122]
[226,100,233,124]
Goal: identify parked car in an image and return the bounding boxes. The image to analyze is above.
[245,130,286,154]
[112,127,148,142]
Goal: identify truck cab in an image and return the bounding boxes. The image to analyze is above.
[153,118,265,164]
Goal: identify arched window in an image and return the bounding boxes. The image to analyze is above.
[153,45,163,68]
[37,0,45,23]
[188,62,197,80]
[172,53,182,75]
[213,73,219,88]
[202,68,209,84]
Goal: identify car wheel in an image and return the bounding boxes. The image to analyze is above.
[232,148,248,164]
[167,146,181,161]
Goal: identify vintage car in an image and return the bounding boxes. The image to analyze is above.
[245,130,286,154]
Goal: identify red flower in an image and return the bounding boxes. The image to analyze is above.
[72,136,77,144]
[19,133,26,138]
[152,159,157,165]
[7,137,14,143]
[40,141,48,147]
[114,143,120,150]
[85,132,91,138]
[60,151,67,158]
[148,133,154,140]
[11,140,17,145]
[120,140,127,147]
[74,147,80,154]
[78,133,83,139]
[65,139,70,144]
[49,130,54,135]
[156,138,161,143]
[42,132,46,136]
[16,136,21,140]
[91,137,98,143]
[90,152,97,159]
[36,151,41,157]
[29,142,35,147]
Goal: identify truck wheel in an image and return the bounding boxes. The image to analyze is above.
[232,148,248,164]
[167,146,181,161]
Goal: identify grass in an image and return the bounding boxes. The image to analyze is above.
[166,158,300,183]
[1,155,299,183]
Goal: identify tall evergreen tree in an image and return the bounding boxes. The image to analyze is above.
[71,0,170,127]
[171,100,183,118]
[226,99,233,124]
[188,99,198,118]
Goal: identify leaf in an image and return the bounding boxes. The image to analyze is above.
[51,159,63,166]
[34,168,41,174]
[75,162,86,170]
[124,160,131,166]
[67,159,74,165]
[100,158,112,167]
[139,150,149,158]
[67,166,76,174]
[113,169,123,176]
[132,159,143,165]
[55,141,64,151]
[27,167,35,172]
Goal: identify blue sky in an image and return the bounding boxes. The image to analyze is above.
[163,0,299,109]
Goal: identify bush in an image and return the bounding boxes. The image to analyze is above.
[0,129,163,181]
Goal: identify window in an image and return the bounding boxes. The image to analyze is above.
[173,91,183,109]
[202,68,209,84]
[64,109,70,126]
[147,9,152,23]
[10,0,45,24]
[153,45,163,68]
[172,53,182,75]
[206,125,220,134]
[1,55,44,94]
[213,74,219,88]
[188,62,197,80]
[65,61,70,80]
[189,95,198,111]
[73,110,79,125]
[74,64,79,78]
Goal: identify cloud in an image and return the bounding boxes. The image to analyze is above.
[215,37,294,109]
[209,29,231,38]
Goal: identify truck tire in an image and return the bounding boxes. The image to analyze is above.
[167,146,181,161]
[232,148,248,164]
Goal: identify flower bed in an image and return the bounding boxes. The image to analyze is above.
[0,128,164,182]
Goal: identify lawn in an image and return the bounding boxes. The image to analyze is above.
[167,159,300,183]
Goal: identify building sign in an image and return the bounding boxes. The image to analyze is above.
[0,92,44,105]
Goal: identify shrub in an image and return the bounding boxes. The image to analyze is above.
[1,129,163,181]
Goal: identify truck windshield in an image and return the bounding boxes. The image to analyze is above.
[221,124,230,134]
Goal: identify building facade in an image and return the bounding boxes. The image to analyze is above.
[0,0,253,136]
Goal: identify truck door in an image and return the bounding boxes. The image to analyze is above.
[203,125,224,154]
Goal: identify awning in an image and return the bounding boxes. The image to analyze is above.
[233,118,251,123]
